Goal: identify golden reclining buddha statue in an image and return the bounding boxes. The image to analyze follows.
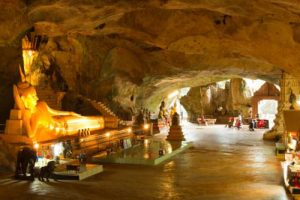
[12,67,104,143]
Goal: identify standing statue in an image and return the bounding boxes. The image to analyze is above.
[11,66,105,142]
[158,101,168,120]
[289,88,296,110]
[158,100,169,126]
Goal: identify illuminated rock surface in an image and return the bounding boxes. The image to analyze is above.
[181,78,253,121]
[2,0,300,122]
[0,124,289,200]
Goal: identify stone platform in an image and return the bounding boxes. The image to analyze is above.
[92,139,192,165]
[0,134,32,145]
[53,164,103,180]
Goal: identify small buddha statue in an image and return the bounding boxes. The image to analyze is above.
[13,66,104,142]
[170,103,177,117]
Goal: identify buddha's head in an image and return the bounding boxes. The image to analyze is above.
[16,65,39,111]
[17,82,39,112]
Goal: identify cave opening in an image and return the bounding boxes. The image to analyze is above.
[166,87,190,122]
[258,99,278,128]
[160,77,280,130]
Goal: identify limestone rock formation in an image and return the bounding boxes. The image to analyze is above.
[181,78,251,122]
[1,0,300,139]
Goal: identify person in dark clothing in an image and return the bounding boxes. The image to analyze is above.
[249,119,255,131]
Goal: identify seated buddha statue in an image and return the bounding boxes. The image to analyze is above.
[13,67,104,142]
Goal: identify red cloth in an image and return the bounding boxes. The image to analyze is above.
[257,120,265,128]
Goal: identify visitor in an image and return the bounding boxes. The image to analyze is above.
[235,119,241,130]
[249,119,255,131]
[198,115,207,126]
[225,117,234,128]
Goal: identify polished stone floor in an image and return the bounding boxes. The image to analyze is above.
[0,123,291,200]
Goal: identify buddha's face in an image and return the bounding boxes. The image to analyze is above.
[21,93,39,112]
[17,84,39,112]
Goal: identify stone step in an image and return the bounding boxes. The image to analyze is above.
[79,96,122,120]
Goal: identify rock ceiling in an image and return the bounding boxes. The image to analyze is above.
[1,0,300,109]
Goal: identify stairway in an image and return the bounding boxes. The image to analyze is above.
[81,97,129,127]
[36,86,62,110]
[87,99,116,118]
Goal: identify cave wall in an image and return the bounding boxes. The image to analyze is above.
[1,0,300,127]
[0,0,28,126]
[26,35,141,118]
[228,78,252,116]
[180,87,202,122]
[0,45,23,125]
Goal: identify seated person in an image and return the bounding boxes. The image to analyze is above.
[198,115,207,126]
[13,68,104,142]
[225,117,234,128]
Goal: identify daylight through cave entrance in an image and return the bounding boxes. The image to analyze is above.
[171,77,281,130]
[258,99,278,129]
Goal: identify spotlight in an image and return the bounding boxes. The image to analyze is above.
[28,50,33,56]
[49,124,54,130]
[143,124,149,130]
[127,127,132,133]
[106,132,110,137]
[33,143,39,149]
